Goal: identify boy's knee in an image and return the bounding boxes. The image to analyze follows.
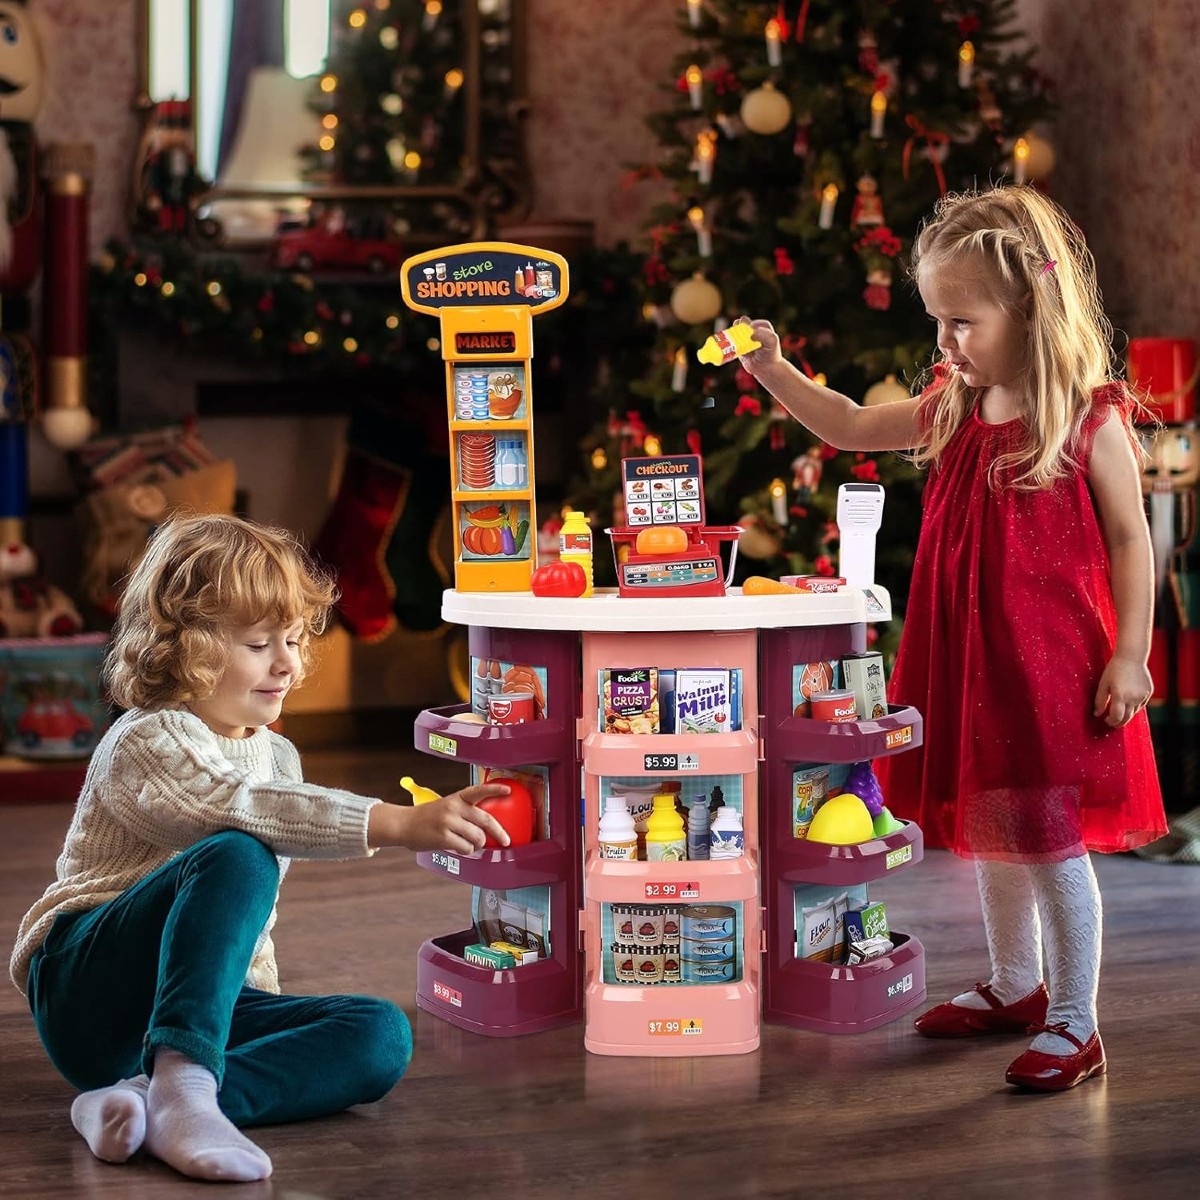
[189,831,280,891]
[355,998,412,1099]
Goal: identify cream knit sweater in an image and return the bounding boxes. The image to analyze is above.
[9,707,382,997]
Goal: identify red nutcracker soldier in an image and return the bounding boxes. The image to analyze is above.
[136,99,201,234]
[0,2,94,626]
[1129,337,1200,810]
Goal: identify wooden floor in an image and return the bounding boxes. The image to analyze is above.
[2,745,1199,1199]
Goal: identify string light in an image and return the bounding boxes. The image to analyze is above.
[205,280,222,297]
[348,8,367,28]
[320,74,338,93]
[643,435,663,457]
[591,447,608,470]
[160,281,175,297]
[322,113,339,129]
[319,134,336,152]
[343,337,359,353]
[423,0,442,31]
[304,330,321,346]
[133,272,148,287]
[444,68,464,98]
[386,314,400,329]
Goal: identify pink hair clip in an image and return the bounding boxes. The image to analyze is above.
[1039,260,1057,277]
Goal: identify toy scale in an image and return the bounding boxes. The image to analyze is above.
[608,453,741,598]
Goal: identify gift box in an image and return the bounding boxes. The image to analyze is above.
[1127,337,1196,424]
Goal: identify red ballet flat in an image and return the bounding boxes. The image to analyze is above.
[914,982,1049,1038]
[1005,1023,1106,1092]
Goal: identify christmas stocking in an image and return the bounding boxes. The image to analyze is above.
[314,401,449,640]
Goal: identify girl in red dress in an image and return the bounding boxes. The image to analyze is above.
[740,186,1167,1092]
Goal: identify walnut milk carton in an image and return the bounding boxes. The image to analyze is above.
[671,669,738,735]
[840,652,887,720]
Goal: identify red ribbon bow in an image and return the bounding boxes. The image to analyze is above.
[902,114,949,196]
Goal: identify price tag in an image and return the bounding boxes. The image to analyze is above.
[645,881,698,900]
[643,753,678,771]
[884,726,912,749]
[647,1018,703,1037]
[430,851,461,875]
[432,980,463,1008]
[429,732,458,756]
[885,844,913,870]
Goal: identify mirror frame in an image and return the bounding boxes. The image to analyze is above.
[133,0,531,246]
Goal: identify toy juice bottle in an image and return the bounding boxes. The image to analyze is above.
[696,323,761,365]
[558,509,593,597]
[687,798,711,861]
[645,792,686,862]
[598,795,638,860]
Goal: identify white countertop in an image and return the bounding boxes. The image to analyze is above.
[441,585,892,632]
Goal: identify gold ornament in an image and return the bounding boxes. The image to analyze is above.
[670,272,722,325]
[737,515,784,560]
[739,82,793,136]
[863,373,910,407]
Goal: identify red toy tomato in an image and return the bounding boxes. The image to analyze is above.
[478,776,535,848]
[530,561,587,597]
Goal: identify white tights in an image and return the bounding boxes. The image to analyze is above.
[952,854,1102,1055]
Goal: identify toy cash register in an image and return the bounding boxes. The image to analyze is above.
[606,454,741,598]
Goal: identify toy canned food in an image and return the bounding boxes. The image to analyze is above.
[487,690,535,725]
[680,904,737,941]
[794,765,830,838]
[809,689,858,723]
[682,958,738,984]
[631,944,665,984]
[633,905,664,945]
[611,943,639,983]
[610,904,636,942]
[679,935,736,961]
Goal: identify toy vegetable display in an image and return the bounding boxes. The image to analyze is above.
[634,524,689,555]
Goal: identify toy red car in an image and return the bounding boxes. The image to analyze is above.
[269,209,403,275]
[15,699,94,752]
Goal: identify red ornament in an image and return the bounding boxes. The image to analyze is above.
[851,458,881,482]
[735,365,756,392]
[734,395,762,417]
[773,247,795,276]
[814,555,835,576]
[686,428,702,456]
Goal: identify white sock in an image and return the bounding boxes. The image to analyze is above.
[953,859,1044,1009]
[144,1049,272,1182]
[1026,853,1102,1055]
[70,1076,149,1163]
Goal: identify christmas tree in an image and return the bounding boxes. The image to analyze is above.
[569,0,1053,634]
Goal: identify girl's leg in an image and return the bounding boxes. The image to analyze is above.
[28,830,280,1180]
[1025,853,1102,1053]
[69,1076,149,1164]
[951,858,1044,1008]
[218,990,412,1127]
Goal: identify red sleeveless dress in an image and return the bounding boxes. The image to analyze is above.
[875,384,1167,862]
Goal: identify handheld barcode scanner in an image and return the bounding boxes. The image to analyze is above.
[837,483,885,587]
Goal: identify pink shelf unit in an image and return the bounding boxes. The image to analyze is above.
[413,625,583,1037]
[580,628,762,1057]
[758,624,927,1034]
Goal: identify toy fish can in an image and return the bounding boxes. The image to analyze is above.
[680,904,737,941]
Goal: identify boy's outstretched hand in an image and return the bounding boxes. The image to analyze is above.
[369,783,512,853]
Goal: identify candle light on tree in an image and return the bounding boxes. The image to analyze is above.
[818,183,839,229]
[443,67,464,99]
[695,128,717,184]
[423,0,442,32]
[688,206,713,257]
[870,90,887,139]
[958,41,975,87]
[769,478,788,525]
[671,347,688,392]
[685,64,704,110]
[644,434,663,457]
[1013,136,1030,184]
[765,17,783,67]
[591,446,608,470]
[686,0,701,29]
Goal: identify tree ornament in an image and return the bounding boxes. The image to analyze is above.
[863,268,893,311]
[850,175,884,228]
[740,82,793,136]
[792,447,823,498]
[863,374,910,407]
[670,272,722,324]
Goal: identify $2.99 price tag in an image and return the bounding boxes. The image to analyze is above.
[645,881,700,900]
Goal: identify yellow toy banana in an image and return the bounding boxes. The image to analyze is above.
[400,776,441,805]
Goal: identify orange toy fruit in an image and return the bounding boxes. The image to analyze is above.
[478,776,535,848]
[635,524,689,555]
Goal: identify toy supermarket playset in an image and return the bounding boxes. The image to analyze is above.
[399,243,926,1055]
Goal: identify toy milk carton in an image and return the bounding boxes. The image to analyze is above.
[841,651,887,720]
[671,669,738,734]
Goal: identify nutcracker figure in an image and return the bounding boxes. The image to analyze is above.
[136,99,201,234]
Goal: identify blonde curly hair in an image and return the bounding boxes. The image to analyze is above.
[909,186,1141,489]
[104,513,337,711]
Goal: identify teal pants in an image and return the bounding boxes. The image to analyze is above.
[27,831,412,1127]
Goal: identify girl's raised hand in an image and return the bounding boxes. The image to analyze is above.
[735,317,783,376]
[1093,655,1153,728]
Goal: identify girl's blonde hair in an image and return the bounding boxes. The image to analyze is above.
[105,514,337,711]
[910,186,1135,488]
